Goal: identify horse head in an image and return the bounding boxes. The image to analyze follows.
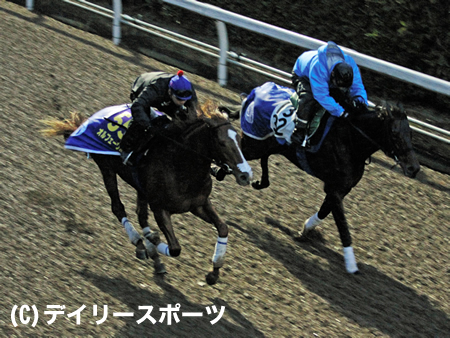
[380,103,420,178]
[202,107,253,186]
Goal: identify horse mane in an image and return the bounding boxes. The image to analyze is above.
[40,100,228,141]
[40,111,87,139]
[196,100,228,121]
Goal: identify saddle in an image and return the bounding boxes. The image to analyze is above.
[290,92,335,152]
[292,110,335,152]
[123,115,173,166]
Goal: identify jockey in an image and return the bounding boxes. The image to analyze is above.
[291,41,368,144]
[120,70,198,165]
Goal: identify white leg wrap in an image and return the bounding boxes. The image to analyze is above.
[157,243,171,257]
[121,217,141,245]
[343,246,358,273]
[304,212,323,231]
[212,236,228,268]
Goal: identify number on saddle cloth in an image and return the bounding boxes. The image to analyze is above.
[241,82,297,145]
[64,104,132,155]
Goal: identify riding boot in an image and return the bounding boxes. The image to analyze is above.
[119,121,148,165]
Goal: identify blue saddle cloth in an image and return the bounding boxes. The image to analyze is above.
[65,104,132,155]
[65,104,165,155]
[240,82,296,145]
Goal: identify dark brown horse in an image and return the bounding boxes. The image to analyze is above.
[41,101,253,285]
[221,95,420,274]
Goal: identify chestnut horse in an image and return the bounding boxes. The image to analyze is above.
[41,101,253,285]
[220,85,420,274]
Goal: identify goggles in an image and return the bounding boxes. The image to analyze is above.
[172,90,192,100]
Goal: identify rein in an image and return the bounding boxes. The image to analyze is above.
[157,119,232,163]
[347,111,400,164]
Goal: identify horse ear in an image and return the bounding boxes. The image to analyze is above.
[385,102,394,118]
[397,102,405,114]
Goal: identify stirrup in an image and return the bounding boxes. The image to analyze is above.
[301,136,309,148]
[122,151,134,165]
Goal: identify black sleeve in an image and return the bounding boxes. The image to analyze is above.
[130,85,161,127]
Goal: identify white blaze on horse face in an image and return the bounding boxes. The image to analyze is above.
[227,129,253,177]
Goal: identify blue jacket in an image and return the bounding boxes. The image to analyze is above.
[292,42,368,117]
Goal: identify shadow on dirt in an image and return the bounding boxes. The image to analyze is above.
[229,220,450,337]
[371,157,450,193]
[79,270,265,337]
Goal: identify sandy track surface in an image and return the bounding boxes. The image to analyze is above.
[1,2,449,337]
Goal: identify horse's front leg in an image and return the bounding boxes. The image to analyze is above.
[135,193,166,274]
[153,209,181,257]
[136,192,160,249]
[300,194,333,236]
[252,155,271,189]
[192,199,228,285]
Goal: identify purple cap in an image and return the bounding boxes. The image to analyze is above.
[169,70,193,100]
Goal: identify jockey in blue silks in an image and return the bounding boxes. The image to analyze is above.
[292,41,368,121]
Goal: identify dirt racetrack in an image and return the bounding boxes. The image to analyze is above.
[1,2,449,337]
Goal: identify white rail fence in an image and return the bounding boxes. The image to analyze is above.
[24,0,450,144]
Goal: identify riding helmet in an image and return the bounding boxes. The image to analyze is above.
[169,70,193,100]
[331,62,354,88]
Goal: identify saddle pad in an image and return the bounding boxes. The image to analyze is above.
[240,82,296,144]
[65,104,133,155]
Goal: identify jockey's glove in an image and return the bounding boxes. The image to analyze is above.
[176,105,189,118]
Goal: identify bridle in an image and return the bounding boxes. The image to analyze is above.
[347,108,406,166]
[158,118,234,165]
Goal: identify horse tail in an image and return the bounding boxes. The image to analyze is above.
[219,93,247,120]
[40,111,87,140]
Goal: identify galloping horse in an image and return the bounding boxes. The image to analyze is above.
[221,82,420,274]
[41,101,253,285]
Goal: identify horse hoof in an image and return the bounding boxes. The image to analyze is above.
[206,271,219,285]
[154,262,167,274]
[298,223,307,238]
[252,180,269,190]
[135,239,149,260]
[300,214,322,238]
[135,249,147,260]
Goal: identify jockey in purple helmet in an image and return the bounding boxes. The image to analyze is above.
[292,41,368,122]
[120,70,198,165]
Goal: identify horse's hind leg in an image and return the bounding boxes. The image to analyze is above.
[192,199,228,285]
[330,192,358,274]
[304,188,358,274]
[252,155,271,189]
[95,160,141,246]
[241,136,282,190]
